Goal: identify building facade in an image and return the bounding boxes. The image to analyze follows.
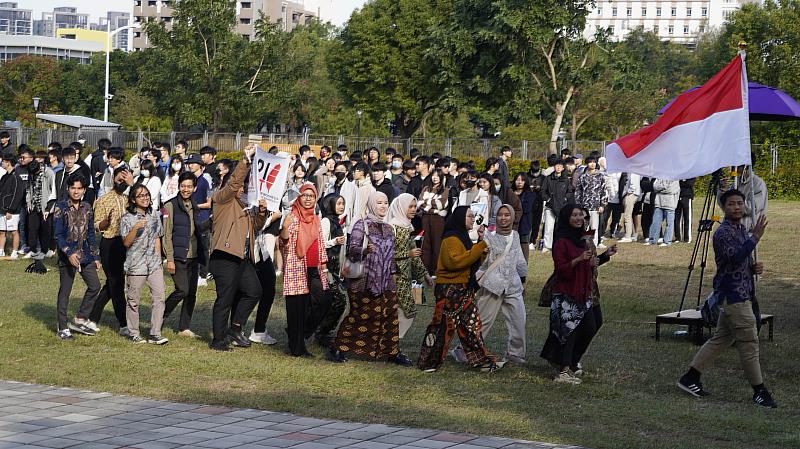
[91,12,131,51]
[56,28,110,52]
[0,2,32,36]
[0,34,103,64]
[133,0,316,50]
[34,6,89,37]
[583,0,759,44]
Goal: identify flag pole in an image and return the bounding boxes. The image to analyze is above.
[738,41,759,281]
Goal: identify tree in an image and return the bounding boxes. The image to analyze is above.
[0,56,61,124]
[329,0,449,138]
[428,0,600,153]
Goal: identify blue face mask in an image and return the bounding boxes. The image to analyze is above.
[391,161,402,169]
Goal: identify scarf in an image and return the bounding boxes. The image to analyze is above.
[366,191,388,222]
[386,193,415,230]
[291,182,320,258]
[554,204,586,248]
[496,204,514,236]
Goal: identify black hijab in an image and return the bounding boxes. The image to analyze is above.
[554,203,586,248]
[320,193,344,238]
[442,205,473,250]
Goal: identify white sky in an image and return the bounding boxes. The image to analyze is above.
[21,0,368,25]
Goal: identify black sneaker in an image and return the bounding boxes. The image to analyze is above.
[68,319,96,336]
[753,387,777,408]
[147,335,169,345]
[209,339,233,352]
[228,330,251,348]
[389,352,414,367]
[678,375,711,397]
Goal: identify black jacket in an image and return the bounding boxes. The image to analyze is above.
[679,178,696,199]
[0,171,25,214]
[541,172,574,214]
[373,178,396,204]
[88,149,108,188]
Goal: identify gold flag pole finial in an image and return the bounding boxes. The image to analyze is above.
[738,40,748,50]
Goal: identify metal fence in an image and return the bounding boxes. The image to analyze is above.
[0,126,791,172]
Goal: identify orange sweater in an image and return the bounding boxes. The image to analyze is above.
[435,237,487,284]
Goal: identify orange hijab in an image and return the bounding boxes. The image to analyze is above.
[291,182,320,258]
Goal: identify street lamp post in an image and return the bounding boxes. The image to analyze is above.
[356,109,362,152]
[33,97,40,112]
[104,22,135,122]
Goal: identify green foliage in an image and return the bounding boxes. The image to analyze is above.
[0,56,62,124]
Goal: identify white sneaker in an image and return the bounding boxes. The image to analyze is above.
[177,329,199,338]
[119,327,132,337]
[10,250,18,260]
[197,277,208,287]
[657,238,663,244]
[449,347,468,363]
[659,243,671,247]
[528,243,535,250]
[45,250,55,258]
[275,270,283,277]
[618,237,633,243]
[85,320,99,332]
[643,241,652,246]
[0,250,5,257]
[249,331,278,345]
[554,371,582,385]
[22,251,35,259]
[541,248,550,254]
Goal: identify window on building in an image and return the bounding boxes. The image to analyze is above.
[240,18,251,24]
[242,34,250,40]
[699,25,705,33]
[134,0,142,6]
[642,7,647,16]
[686,7,692,16]
[701,7,708,16]
[671,7,677,17]
[626,7,632,16]
[684,25,689,34]
[656,7,662,17]
[653,25,659,34]
[162,16,171,23]
[148,0,157,6]
[612,7,617,16]
[597,7,603,16]
[668,25,674,34]
[241,2,251,7]
[608,25,615,34]
[134,31,141,37]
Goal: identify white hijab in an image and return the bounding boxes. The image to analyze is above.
[386,193,415,230]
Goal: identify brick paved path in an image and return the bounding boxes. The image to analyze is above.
[0,380,588,449]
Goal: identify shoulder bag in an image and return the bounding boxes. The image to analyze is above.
[341,220,369,279]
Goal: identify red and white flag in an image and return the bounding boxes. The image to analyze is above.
[606,53,751,180]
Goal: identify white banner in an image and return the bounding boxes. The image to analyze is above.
[248,147,289,212]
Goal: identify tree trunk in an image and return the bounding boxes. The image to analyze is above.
[398,113,421,139]
[548,101,567,155]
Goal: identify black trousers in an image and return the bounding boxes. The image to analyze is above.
[209,251,261,343]
[89,237,127,327]
[252,258,277,333]
[285,268,332,356]
[198,230,211,278]
[641,202,655,240]
[600,203,623,237]
[57,261,101,330]
[26,211,50,253]
[530,198,544,242]
[540,306,598,369]
[674,198,692,242]
[164,258,199,331]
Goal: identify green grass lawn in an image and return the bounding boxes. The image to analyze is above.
[1,199,798,449]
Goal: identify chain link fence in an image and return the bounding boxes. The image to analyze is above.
[0,126,791,172]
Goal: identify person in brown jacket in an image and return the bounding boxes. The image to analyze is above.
[208,145,268,352]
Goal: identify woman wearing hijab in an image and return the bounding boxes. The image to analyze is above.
[327,191,412,366]
[417,206,503,373]
[387,193,434,338]
[313,193,348,346]
[540,204,616,384]
[280,182,332,357]
[471,204,528,364]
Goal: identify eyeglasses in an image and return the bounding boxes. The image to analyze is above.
[300,193,316,199]
[136,193,151,199]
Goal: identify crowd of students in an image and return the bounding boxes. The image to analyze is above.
[0,135,777,402]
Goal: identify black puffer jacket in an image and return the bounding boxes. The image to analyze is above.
[679,178,696,199]
[541,171,574,215]
[0,171,25,214]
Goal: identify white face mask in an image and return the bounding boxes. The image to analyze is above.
[172,163,182,172]
[141,169,151,178]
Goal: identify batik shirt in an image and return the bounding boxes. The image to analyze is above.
[53,200,98,265]
[575,170,608,211]
[120,210,163,276]
[348,218,396,296]
[712,220,756,304]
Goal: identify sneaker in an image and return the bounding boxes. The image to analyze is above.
[555,370,582,384]
[449,347,468,363]
[422,368,438,373]
[10,250,18,260]
[45,250,55,258]
[147,335,169,345]
[659,243,671,247]
[57,329,74,341]
[177,329,198,338]
[22,251,35,259]
[503,355,528,365]
[541,248,550,254]
[118,326,132,337]
[85,320,99,333]
[572,362,584,376]
[643,241,652,246]
[128,335,146,344]
[209,339,233,352]
[249,331,277,345]
[275,270,282,277]
[197,277,208,287]
[657,238,663,244]
[753,387,777,408]
[677,375,711,397]
[205,273,214,280]
[478,360,507,373]
[618,237,633,243]
[68,318,96,336]
[528,243,536,250]
[228,330,251,348]
[389,352,414,367]
[0,250,5,257]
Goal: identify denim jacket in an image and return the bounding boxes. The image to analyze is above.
[53,200,99,265]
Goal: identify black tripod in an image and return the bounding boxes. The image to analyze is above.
[676,169,723,316]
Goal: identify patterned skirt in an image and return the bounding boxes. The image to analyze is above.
[333,289,400,359]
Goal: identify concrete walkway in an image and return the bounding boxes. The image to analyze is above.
[0,380,587,449]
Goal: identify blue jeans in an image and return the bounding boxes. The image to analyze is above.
[649,208,675,244]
